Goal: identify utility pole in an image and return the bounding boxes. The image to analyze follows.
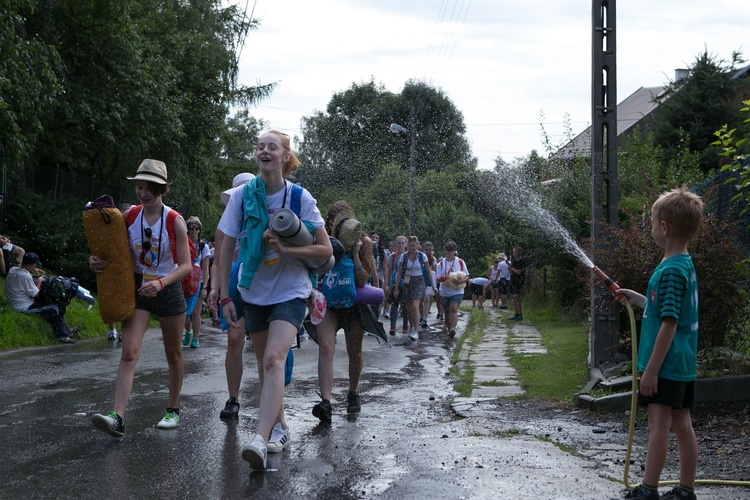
[590,0,620,379]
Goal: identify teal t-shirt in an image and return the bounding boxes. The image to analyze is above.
[637,254,699,381]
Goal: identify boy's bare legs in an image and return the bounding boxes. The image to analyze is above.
[643,403,672,487]
[672,408,698,489]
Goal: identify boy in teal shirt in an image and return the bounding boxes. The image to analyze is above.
[615,186,704,500]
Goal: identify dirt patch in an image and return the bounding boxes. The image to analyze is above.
[478,398,750,485]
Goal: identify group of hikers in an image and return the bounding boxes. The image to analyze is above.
[47,127,704,499]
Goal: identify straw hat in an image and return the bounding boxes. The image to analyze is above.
[127,159,172,185]
[498,252,506,260]
[331,208,362,251]
[220,172,255,206]
[185,216,202,230]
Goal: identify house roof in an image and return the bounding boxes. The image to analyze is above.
[554,86,666,159]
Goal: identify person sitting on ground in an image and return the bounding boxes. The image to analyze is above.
[1,234,25,278]
[3,252,79,343]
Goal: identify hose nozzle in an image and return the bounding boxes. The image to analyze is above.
[592,266,620,293]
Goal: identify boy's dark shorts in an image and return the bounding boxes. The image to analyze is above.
[469,282,484,296]
[509,279,523,295]
[638,377,695,410]
[498,278,509,295]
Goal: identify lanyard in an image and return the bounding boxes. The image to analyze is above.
[443,258,456,277]
[140,206,164,268]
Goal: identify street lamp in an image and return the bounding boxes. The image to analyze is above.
[389,107,416,235]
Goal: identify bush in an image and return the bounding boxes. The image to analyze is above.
[3,187,95,290]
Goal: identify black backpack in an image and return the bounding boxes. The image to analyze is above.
[2,248,18,277]
[39,276,79,316]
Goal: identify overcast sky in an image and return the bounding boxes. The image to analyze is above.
[235,0,749,170]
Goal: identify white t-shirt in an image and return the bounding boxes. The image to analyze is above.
[436,257,469,297]
[127,204,181,278]
[193,240,211,282]
[498,261,510,280]
[4,266,38,311]
[400,252,428,277]
[470,277,489,287]
[217,181,325,306]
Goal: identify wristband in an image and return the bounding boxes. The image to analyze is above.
[354,265,363,270]
[158,278,165,290]
[219,297,232,307]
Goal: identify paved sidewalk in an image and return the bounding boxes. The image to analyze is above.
[452,306,545,409]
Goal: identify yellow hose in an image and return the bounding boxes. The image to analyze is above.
[622,301,750,488]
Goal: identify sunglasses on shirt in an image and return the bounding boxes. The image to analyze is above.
[139,227,152,264]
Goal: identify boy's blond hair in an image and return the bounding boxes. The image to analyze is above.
[651,186,704,241]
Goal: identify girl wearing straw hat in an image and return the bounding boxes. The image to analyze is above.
[90,159,192,438]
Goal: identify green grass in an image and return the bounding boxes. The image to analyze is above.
[0,275,119,350]
[505,303,590,403]
[449,307,490,396]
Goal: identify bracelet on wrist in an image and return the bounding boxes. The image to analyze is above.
[158,278,165,289]
[218,297,232,307]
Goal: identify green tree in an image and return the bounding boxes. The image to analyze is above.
[297,79,473,196]
[0,0,60,168]
[651,49,749,174]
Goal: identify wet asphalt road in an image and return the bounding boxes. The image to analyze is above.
[2,314,633,500]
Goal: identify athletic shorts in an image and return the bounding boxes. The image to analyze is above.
[637,378,695,410]
[509,279,523,295]
[327,305,362,331]
[498,278,509,295]
[134,274,186,317]
[185,280,203,316]
[469,282,484,296]
[243,298,306,334]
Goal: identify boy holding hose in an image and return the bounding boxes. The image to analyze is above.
[615,186,704,500]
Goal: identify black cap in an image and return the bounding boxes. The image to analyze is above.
[22,252,42,266]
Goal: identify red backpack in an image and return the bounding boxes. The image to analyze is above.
[125,206,199,298]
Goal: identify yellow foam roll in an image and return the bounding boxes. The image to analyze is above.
[83,206,135,323]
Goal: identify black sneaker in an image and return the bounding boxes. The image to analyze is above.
[346,391,361,413]
[92,411,125,438]
[659,486,696,500]
[220,398,240,419]
[619,484,659,499]
[312,399,332,422]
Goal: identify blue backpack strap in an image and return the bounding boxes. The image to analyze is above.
[290,183,303,217]
[419,251,431,283]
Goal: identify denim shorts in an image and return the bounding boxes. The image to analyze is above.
[441,293,463,310]
[134,274,186,317]
[243,298,306,334]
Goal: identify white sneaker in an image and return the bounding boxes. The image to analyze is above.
[409,330,419,341]
[156,409,180,429]
[242,434,267,470]
[107,330,118,341]
[267,423,290,453]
